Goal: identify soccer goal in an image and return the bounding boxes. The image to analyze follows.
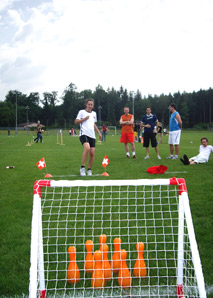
[97,126,117,135]
[29,178,206,298]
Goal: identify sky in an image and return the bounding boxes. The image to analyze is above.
[0,0,213,101]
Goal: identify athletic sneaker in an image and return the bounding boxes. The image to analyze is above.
[180,158,189,165]
[126,155,130,158]
[183,154,190,165]
[157,155,161,160]
[144,156,150,160]
[166,156,174,159]
[172,156,178,160]
[87,169,92,176]
[80,167,86,176]
[133,155,136,159]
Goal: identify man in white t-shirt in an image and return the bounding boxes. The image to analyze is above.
[180,137,213,165]
[75,98,102,176]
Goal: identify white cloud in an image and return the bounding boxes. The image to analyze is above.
[0,0,213,100]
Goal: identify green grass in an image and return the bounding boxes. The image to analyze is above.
[0,130,213,297]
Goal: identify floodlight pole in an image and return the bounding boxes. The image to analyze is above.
[26,106,30,135]
[98,105,102,126]
[131,91,135,116]
[15,92,18,135]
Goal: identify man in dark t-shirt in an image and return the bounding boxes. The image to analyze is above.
[141,107,161,160]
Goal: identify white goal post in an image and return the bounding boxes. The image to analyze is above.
[97,126,117,135]
[29,178,206,298]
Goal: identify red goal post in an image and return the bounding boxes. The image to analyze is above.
[29,178,206,298]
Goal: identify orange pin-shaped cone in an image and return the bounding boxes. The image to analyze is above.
[67,246,80,284]
[118,249,132,288]
[91,250,105,289]
[84,240,94,274]
[100,244,112,280]
[111,237,122,273]
[133,242,147,277]
[99,234,107,250]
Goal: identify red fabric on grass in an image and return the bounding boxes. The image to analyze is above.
[147,165,168,174]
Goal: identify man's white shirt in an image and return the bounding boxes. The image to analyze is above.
[198,145,213,162]
[76,110,97,139]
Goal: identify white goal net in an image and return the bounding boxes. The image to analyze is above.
[29,178,206,298]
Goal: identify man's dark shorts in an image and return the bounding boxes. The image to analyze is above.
[143,131,157,147]
[80,135,96,148]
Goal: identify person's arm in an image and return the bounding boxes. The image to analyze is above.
[142,122,151,128]
[74,115,89,125]
[120,116,128,125]
[94,123,102,140]
[175,113,182,129]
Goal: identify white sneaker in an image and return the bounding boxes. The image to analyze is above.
[144,156,150,159]
[172,156,178,160]
[157,155,161,160]
[166,156,174,159]
[87,169,92,176]
[80,168,86,176]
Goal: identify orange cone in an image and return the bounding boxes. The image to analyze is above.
[91,250,105,288]
[118,249,132,288]
[67,246,80,284]
[101,244,112,280]
[133,242,147,277]
[111,237,122,273]
[84,240,94,274]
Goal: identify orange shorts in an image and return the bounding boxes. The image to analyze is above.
[120,133,134,143]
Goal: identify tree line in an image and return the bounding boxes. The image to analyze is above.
[0,82,213,129]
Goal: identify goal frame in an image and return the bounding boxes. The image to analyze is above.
[29,178,206,298]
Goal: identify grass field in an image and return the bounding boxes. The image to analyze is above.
[0,130,212,297]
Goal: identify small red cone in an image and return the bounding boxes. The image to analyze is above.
[101,172,109,176]
[45,173,52,178]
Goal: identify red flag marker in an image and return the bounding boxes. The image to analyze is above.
[101,155,109,176]
[36,158,46,170]
[36,158,52,178]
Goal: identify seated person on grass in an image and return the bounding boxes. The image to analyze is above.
[180,137,213,165]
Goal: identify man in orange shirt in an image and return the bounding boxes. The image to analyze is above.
[120,106,136,158]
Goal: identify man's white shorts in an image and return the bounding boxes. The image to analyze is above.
[190,155,207,164]
[168,130,181,145]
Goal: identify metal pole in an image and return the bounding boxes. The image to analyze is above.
[26,106,29,135]
[16,93,18,135]
[98,106,102,126]
[133,97,135,116]
[131,91,134,116]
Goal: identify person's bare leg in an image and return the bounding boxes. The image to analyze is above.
[88,148,95,169]
[170,144,174,155]
[130,142,135,152]
[146,147,150,157]
[175,145,179,156]
[124,143,129,153]
[155,146,160,156]
[81,143,90,166]
[189,159,196,165]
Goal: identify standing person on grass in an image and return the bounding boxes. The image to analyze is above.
[75,98,102,177]
[141,107,161,160]
[120,106,136,158]
[167,103,182,160]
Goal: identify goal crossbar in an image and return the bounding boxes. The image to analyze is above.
[29,178,206,298]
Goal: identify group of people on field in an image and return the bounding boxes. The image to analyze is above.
[75,98,213,176]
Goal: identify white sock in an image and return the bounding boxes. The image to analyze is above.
[132,151,136,156]
[126,152,130,157]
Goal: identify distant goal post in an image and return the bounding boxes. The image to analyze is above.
[29,178,206,298]
[97,126,117,135]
